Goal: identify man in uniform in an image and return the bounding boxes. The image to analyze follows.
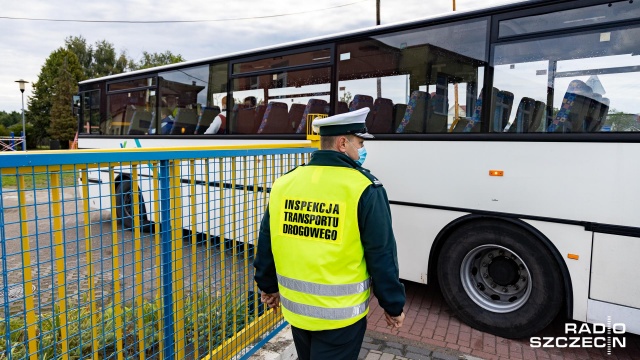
[254,107,406,360]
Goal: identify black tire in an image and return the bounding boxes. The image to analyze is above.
[437,220,563,339]
[115,180,153,232]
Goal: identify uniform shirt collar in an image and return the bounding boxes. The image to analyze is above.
[307,150,360,169]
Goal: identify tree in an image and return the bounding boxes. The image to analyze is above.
[49,57,79,148]
[65,35,93,78]
[0,111,21,128]
[93,40,128,77]
[28,48,83,146]
[605,109,639,131]
[66,37,134,78]
[340,91,353,104]
[133,51,185,70]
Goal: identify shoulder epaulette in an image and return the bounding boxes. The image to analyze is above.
[357,167,383,187]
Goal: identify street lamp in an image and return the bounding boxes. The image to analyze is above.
[15,79,28,151]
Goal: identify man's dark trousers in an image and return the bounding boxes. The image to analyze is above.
[290,317,367,360]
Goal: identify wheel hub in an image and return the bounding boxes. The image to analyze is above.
[460,244,532,313]
[488,256,520,286]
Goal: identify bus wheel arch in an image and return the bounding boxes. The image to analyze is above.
[430,215,572,338]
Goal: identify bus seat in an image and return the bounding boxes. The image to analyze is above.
[350,95,374,127]
[491,90,515,132]
[366,98,390,132]
[596,97,610,131]
[255,104,266,131]
[426,93,448,133]
[392,104,407,131]
[257,102,289,134]
[148,109,163,134]
[350,94,373,111]
[547,80,593,133]
[288,103,306,133]
[462,88,499,133]
[228,104,248,134]
[127,110,152,135]
[396,91,429,133]
[195,106,220,134]
[337,101,349,114]
[296,99,328,134]
[369,98,394,133]
[169,108,198,135]
[123,104,136,125]
[528,101,546,132]
[588,97,610,132]
[235,105,261,134]
[508,97,535,133]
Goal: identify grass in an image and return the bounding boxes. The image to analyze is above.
[0,290,261,360]
[1,173,77,189]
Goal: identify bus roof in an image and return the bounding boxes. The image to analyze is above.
[79,0,555,85]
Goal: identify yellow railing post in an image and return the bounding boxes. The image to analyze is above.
[50,168,70,360]
[151,164,164,360]
[306,113,327,149]
[170,161,186,360]
[131,166,147,360]
[218,159,227,343]
[108,166,125,360]
[80,167,100,360]
[17,175,38,360]
[189,159,199,358]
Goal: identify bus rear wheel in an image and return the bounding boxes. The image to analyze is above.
[115,179,153,232]
[437,220,563,339]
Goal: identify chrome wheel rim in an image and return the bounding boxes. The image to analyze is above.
[460,244,532,313]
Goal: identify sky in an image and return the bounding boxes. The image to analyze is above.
[0,0,520,113]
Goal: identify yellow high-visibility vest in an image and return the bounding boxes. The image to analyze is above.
[270,165,373,330]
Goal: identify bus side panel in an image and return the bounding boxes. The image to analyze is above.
[391,205,468,284]
[587,300,640,335]
[590,233,640,309]
[87,169,114,210]
[523,220,592,323]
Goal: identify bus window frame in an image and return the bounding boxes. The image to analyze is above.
[230,44,334,76]
[493,0,640,41]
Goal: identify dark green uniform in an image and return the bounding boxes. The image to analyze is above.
[254,150,406,360]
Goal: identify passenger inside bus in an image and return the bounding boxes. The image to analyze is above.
[159,97,177,135]
[203,96,229,134]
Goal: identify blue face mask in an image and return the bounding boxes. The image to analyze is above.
[348,139,367,166]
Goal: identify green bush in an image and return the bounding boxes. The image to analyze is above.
[0,290,258,360]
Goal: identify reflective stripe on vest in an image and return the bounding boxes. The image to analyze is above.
[277,273,370,296]
[280,295,370,320]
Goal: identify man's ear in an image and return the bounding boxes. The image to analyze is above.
[336,136,348,152]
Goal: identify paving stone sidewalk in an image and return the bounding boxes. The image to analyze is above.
[360,331,482,360]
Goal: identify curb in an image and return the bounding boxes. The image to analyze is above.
[249,324,297,360]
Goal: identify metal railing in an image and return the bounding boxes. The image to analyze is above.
[0,133,25,151]
[0,143,314,360]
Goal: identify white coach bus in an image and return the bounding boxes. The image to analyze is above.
[76,0,640,338]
